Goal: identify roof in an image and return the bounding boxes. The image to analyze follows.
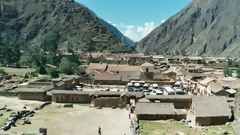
[152,55,164,59]
[126,91,144,98]
[135,103,176,115]
[138,98,150,103]
[55,81,65,87]
[51,90,93,95]
[192,96,231,117]
[199,77,215,86]
[141,62,154,67]
[207,81,223,93]
[17,88,47,93]
[108,64,140,72]
[87,63,107,71]
[94,71,121,81]
[91,91,123,97]
[146,95,192,100]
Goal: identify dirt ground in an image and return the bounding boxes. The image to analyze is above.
[10,104,131,135]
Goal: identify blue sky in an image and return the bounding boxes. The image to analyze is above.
[76,0,191,41]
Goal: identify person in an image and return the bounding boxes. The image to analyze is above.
[98,126,102,135]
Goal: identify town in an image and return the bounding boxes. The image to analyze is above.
[1,0,240,135]
[0,51,240,135]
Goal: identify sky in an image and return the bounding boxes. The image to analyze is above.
[76,0,192,41]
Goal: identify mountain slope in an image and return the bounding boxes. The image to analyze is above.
[137,0,240,57]
[0,0,133,52]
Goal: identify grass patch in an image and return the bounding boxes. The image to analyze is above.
[0,67,35,76]
[0,111,12,127]
[140,120,237,135]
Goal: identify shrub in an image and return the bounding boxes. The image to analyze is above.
[0,69,8,75]
[47,68,59,78]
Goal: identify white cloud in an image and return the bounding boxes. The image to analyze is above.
[108,20,166,41]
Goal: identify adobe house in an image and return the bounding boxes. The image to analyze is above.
[197,77,216,95]
[181,56,204,65]
[17,85,53,101]
[145,95,192,109]
[51,90,92,103]
[140,62,154,80]
[162,70,177,81]
[135,103,186,120]
[63,78,75,90]
[90,91,144,108]
[189,96,231,126]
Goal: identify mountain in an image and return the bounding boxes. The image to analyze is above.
[0,0,134,52]
[137,0,240,57]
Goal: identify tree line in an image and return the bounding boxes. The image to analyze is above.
[0,35,84,78]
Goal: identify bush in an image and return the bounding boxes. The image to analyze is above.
[0,69,8,75]
[59,58,74,75]
[37,65,47,75]
[47,68,59,78]
[223,66,233,77]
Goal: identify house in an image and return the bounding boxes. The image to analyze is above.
[181,56,204,65]
[199,77,240,96]
[86,62,174,85]
[51,90,144,107]
[135,103,186,120]
[189,96,231,126]
[17,85,53,101]
[162,70,177,81]
[151,55,165,64]
[197,77,216,94]
[129,54,151,65]
[90,91,144,108]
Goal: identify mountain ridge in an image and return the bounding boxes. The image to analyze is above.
[137,0,240,58]
[0,0,134,52]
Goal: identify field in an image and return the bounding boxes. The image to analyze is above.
[10,104,131,135]
[140,120,237,135]
[0,67,35,76]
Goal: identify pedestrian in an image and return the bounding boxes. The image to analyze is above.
[98,126,102,135]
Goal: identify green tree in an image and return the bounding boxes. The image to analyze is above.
[47,68,59,78]
[0,69,8,75]
[0,36,23,67]
[223,66,233,77]
[237,68,240,79]
[37,65,47,75]
[59,58,74,75]
[0,35,4,62]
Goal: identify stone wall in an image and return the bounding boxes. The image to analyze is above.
[195,116,230,126]
[137,114,186,121]
[93,97,125,108]
[18,92,49,101]
[52,94,91,103]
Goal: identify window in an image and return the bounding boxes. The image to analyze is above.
[146,68,149,73]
